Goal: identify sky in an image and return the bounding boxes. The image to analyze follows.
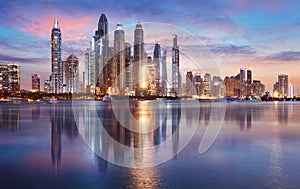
[0,0,300,93]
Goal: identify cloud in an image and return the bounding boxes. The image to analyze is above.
[0,53,48,65]
[208,44,256,55]
[264,51,300,61]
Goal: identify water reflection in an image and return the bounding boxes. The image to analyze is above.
[0,105,20,132]
[74,100,199,168]
[48,104,78,171]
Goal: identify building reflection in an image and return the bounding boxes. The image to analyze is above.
[76,100,185,168]
[0,105,20,132]
[278,103,288,124]
[224,104,254,131]
[49,104,78,172]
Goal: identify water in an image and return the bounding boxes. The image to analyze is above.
[0,101,300,188]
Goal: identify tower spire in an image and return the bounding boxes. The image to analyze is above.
[53,19,60,29]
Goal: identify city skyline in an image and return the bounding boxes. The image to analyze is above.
[0,1,300,92]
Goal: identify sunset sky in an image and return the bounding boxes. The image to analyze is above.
[0,0,300,93]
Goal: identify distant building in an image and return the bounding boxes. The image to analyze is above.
[290,83,294,97]
[273,82,279,97]
[172,34,180,96]
[278,74,288,97]
[246,69,252,96]
[224,76,240,97]
[32,74,40,91]
[203,73,211,97]
[65,54,79,93]
[211,76,224,97]
[7,64,20,93]
[125,42,133,93]
[44,80,51,93]
[252,80,265,97]
[134,22,145,96]
[240,68,246,98]
[114,23,125,94]
[0,64,8,92]
[186,71,194,96]
[193,73,202,96]
[95,13,109,90]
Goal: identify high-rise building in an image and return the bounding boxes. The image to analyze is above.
[278,74,288,97]
[153,43,161,82]
[51,19,62,94]
[240,68,246,98]
[252,80,265,97]
[153,43,167,96]
[32,74,40,91]
[246,69,252,96]
[44,80,51,93]
[125,42,133,92]
[224,76,240,97]
[114,23,125,93]
[273,82,279,97]
[0,65,8,93]
[193,73,202,96]
[8,64,20,93]
[290,83,294,97]
[134,22,144,95]
[65,54,79,93]
[95,13,109,90]
[172,34,180,96]
[211,76,224,97]
[186,71,194,96]
[203,73,211,97]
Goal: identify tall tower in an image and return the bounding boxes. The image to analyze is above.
[246,69,252,96]
[172,34,180,96]
[125,42,133,91]
[278,74,288,97]
[240,68,246,98]
[153,43,161,81]
[8,64,20,93]
[95,13,109,89]
[51,20,62,94]
[134,22,144,95]
[32,74,40,91]
[114,23,125,93]
[65,54,79,93]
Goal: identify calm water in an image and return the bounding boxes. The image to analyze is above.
[0,101,300,189]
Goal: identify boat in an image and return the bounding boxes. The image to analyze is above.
[44,97,58,104]
[102,94,112,103]
[9,97,23,104]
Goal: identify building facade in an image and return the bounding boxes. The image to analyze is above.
[172,34,180,96]
[32,74,40,91]
[51,20,62,94]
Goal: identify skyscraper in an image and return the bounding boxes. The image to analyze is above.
[114,23,125,93]
[8,64,20,93]
[240,68,246,98]
[290,83,294,97]
[65,54,79,93]
[186,71,194,96]
[51,19,62,94]
[134,22,144,95]
[95,13,109,90]
[246,69,252,96]
[0,65,8,93]
[44,80,51,93]
[125,42,133,92]
[278,74,288,97]
[172,34,180,96]
[32,74,40,91]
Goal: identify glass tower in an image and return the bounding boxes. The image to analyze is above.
[51,20,62,94]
